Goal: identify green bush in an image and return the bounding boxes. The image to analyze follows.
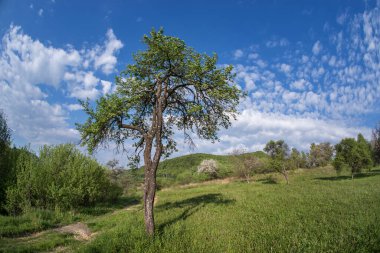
[5,144,121,214]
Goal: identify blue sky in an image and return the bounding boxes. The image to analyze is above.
[0,0,379,164]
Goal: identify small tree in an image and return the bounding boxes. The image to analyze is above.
[371,122,380,165]
[230,148,262,183]
[197,159,218,179]
[289,148,302,169]
[106,159,120,170]
[334,136,373,179]
[357,133,373,170]
[308,142,333,167]
[77,29,243,235]
[0,111,11,209]
[264,140,291,184]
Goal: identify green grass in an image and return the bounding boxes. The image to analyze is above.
[77,167,380,252]
[2,167,380,252]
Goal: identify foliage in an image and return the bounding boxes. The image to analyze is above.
[263,140,289,160]
[197,159,218,179]
[308,142,333,167]
[0,111,11,210]
[264,140,291,184]
[333,135,373,178]
[76,28,243,165]
[5,144,121,214]
[230,148,263,182]
[371,122,380,165]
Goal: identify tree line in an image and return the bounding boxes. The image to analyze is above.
[225,125,380,185]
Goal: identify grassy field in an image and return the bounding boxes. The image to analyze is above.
[1,166,380,252]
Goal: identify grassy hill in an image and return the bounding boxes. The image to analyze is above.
[128,151,270,188]
[2,166,379,252]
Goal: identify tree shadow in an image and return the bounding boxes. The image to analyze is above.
[156,193,235,232]
[256,178,277,184]
[315,173,377,181]
[78,195,140,216]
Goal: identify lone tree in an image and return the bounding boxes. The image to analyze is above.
[77,29,243,235]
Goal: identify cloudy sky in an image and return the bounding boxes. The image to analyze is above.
[0,0,379,165]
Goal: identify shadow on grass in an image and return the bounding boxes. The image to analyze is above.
[256,178,278,184]
[78,195,140,216]
[315,172,378,181]
[157,193,235,233]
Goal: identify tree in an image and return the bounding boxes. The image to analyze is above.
[333,136,373,179]
[372,122,380,165]
[230,148,262,183]
[197,159,218,179]
[0,111,11,210]
[106,159,120,170]
[264,140,291,184]
[77,29,243,235]
[308,142,333,167]
[356,133,373,170]
[289,148,301,169]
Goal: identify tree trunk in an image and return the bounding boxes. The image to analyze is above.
[283,170,289,184]
[144,165,157,236]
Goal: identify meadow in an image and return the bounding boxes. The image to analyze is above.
[1,166,380,252]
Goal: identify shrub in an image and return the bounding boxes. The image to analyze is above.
[5,144,121,214]
[197,159,218,179]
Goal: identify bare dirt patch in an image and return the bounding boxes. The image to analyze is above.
[54,222,92,241]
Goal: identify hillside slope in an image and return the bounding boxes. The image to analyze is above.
[128,151,270,188]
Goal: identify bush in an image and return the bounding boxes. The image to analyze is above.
[5,144,121,214]
[197,159,218,179]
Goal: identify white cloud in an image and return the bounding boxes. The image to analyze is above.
[248,52,259,60]
[312,41,322,55]
[0,25,123,147]
[337,11,348,25]
[290,79,308,90]
[265,38,289,48]
[172,108,371,157]
[233,49,244,59]
[101,80,112,94]
[87,29,123,74]
[38,9,44,16]
[279,63,291,74]
[66,104,83,111]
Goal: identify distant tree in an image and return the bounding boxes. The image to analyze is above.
[264,140,291,184]
[0,111,11,210]
[300,151,308,168]
[334,136,373,179]
[106,159,120,170]
[356,133,373,170]
[289,148,302,169]
[197,159,218,179]
[230,148,262,183]
[372,122,380,165]
[77,29,243,235]
[308,142,333,167]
